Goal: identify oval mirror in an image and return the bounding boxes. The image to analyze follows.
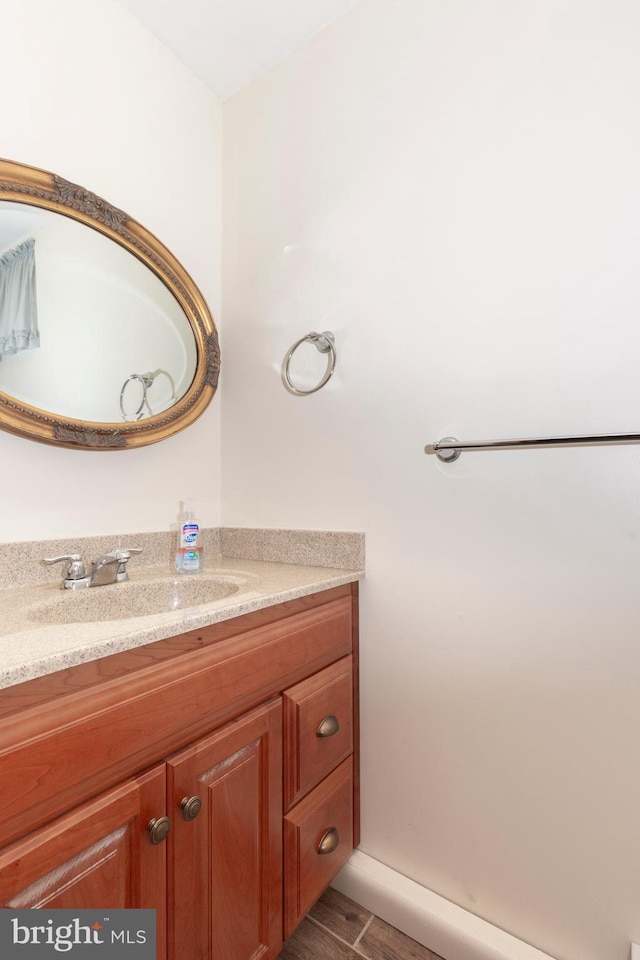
[0,158,220,450]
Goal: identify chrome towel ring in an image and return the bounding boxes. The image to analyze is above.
[120,369,176,421]
[120,372,154,421]
[282,331,336,396]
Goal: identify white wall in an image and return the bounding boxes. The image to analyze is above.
[0,0,222,541]
[221,2,640,958]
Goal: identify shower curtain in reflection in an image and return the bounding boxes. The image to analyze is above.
[0,237,39,358]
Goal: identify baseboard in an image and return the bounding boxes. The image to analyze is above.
[331,850,557,960]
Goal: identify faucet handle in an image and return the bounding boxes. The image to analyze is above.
[113,547,143,559]
[111,546,143,581]
[43,554,87,580]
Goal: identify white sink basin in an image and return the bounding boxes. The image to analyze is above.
[27,575,243,625]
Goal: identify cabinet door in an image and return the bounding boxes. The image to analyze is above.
[0,765,167,958]
[167,700,282,960]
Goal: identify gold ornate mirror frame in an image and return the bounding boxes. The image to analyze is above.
[0,158,220,450]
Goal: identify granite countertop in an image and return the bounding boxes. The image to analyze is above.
[0,528,364,690]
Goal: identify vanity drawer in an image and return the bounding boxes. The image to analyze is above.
[283,756,353,938]
[283,656,353,809]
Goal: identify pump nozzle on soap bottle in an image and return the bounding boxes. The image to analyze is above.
[175,498,201,574]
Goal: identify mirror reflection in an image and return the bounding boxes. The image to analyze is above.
[0,203,197,423]
[0,157,219,450]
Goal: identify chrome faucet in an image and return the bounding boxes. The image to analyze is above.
[44,548,143,589]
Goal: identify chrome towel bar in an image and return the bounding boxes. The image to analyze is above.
[425,431,640,463]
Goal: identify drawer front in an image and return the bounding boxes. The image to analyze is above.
[283,757,353,938]
[284,656,353,809]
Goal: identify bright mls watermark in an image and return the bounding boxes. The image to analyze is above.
[0,910,155,958]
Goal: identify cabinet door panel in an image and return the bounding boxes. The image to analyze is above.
[0,767,166,957]
[167,700,282,960]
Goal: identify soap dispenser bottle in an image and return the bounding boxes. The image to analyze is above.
[175,499,201,574]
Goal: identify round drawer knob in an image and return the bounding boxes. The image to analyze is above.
[180,795,202,821]
[147,816,171,845]
[316,715,340,738]
[317,826,340,855]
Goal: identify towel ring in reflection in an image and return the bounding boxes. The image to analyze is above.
[120,369,176,422]
[282,331,336,396]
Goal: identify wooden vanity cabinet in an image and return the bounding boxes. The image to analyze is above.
[0,583,359,960]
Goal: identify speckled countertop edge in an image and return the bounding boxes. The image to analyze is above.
[0,556,364,690]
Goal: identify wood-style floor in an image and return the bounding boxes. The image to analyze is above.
[277,888,445,960]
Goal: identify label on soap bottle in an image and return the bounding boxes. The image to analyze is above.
[181,548,201,572]
[180,522,199,547]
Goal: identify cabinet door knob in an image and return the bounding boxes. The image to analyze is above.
[147,816,171,845]
[316,714,340,738]
[180,795,202,821]
[317,827,340,855]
